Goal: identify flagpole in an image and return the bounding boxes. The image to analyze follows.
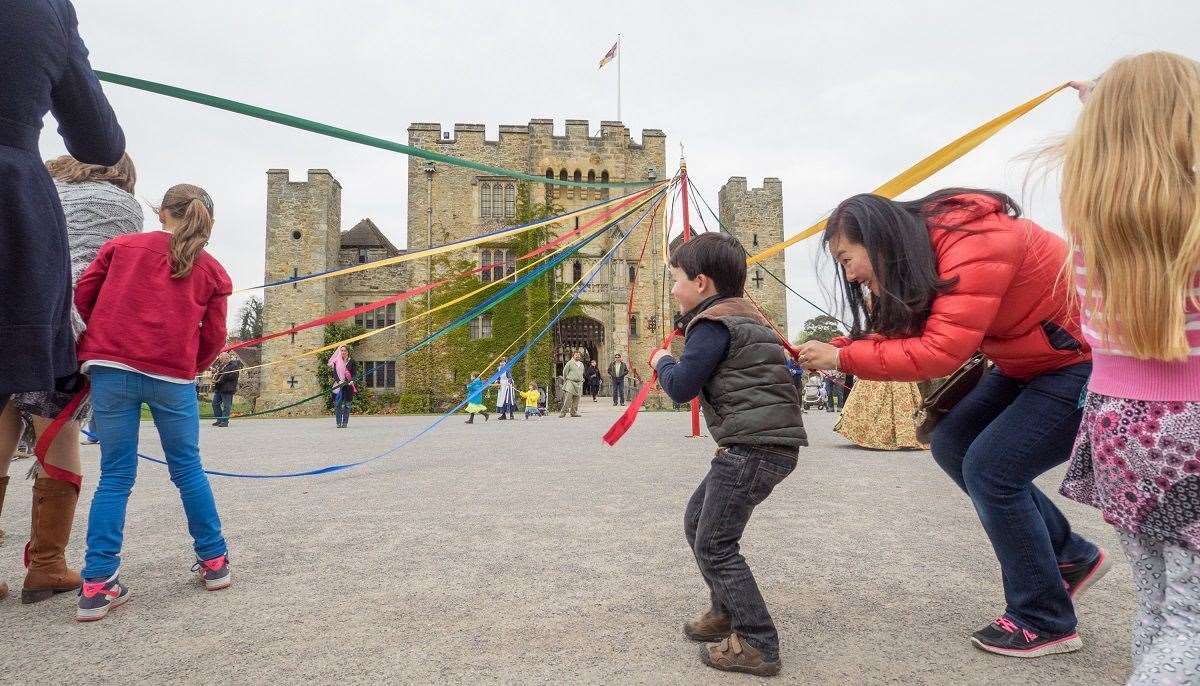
[617,34,622,122]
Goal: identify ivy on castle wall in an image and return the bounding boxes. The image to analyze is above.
[357,183,578,414]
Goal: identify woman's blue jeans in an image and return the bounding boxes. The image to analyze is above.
[334,388,352,426]
[82,366,227,579]
[931,362,1096,636]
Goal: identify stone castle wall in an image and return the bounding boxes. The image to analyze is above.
[261,169,342,416]
[719,177,788,326]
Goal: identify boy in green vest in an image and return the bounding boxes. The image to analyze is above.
[651,232,807,677]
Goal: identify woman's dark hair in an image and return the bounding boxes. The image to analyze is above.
[823,187,1020,339]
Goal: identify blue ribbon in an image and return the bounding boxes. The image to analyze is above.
[89,186,669,479]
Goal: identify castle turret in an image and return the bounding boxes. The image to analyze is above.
[261,169,342,415]
[720,177,787,329]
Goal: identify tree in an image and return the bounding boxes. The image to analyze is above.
[795,314,843,344]
[237,296,264,340]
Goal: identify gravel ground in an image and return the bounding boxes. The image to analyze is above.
[0,405,1135,685]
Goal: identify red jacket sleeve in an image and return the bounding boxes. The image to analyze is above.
[196,268,232,372]
[838,229,1020,381]
[74,240,114,323]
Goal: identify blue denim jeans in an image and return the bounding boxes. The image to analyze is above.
[684,444,797,661]
[211,391,234,426]
[82,366,227,579]
[931,362,1096,635]
[334,388,352,426]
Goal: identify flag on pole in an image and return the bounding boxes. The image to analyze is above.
[598,41,618,69]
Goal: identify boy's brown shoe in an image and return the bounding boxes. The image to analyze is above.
[699,633,782,677]
[683,608,731,642]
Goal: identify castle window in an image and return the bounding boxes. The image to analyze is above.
[600,171,610,200]
[505,250,515,278]
[357,248,369,264]
[469,315,493,340]
[492,249,508,282]
[505,184,515,218]
[573,170,582,200]
[292,230,302,240]
[480,249,493,283]
[572,260,582,283]
[481,183,492,217]
[354,302,366,328]
[385,303,396,326]
[363,361,397,389]
[628,264,636,284]
[587,170,597,200]
[491,184,502,219]
[560,169,569,199]
[629,314,638,338]
[753,232,759,247]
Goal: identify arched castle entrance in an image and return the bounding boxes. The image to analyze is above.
[553,315,604,376]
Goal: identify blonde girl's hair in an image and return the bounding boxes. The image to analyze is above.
[1060,51,1200,361]
[44,152,137,194]
[158,184,214,278]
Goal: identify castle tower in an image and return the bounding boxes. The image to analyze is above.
[261,169,342,415]
[719,177,788,329]
[404,119,668,395]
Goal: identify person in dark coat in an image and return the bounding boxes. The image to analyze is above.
[584,360,602,402]
[210,353,243,428]
[0,0,126,404]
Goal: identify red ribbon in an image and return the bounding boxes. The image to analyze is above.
[602,330,680,446]
[520,186,657,260]
[32,381,88,492]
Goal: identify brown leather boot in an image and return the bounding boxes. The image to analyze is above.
[683,607,732,642]
[22,477,82,604]
[0,474,9,545]
[699,633,782,677]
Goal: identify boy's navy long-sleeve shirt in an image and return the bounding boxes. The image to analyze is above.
[654,321,731,403]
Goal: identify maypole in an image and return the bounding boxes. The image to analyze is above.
[678,159,702,439]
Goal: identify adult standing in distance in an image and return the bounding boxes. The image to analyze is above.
[210,353,243,428]
[560,352,585,418]
[584,359,602,402]
[0,0,127,602]
[608,353,629,406]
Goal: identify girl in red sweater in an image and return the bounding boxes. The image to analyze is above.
[73,183,233,621]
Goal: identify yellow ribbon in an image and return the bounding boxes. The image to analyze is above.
[239,182,666,293]
[746,83,1068,266]
[242,190,662,372]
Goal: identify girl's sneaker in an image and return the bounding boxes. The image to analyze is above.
[193,554,232,591]
[971,616,1081,657]
[76,573,129,622]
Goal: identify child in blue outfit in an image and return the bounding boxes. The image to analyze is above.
[464,373,490,424]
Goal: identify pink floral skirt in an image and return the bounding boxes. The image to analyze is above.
[1060,393,1200,552]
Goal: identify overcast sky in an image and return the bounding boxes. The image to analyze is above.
[39,1,1199,337]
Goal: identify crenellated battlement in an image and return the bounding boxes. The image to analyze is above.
[406,119,665,149]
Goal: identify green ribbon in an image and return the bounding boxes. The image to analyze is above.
[95,71,654,190]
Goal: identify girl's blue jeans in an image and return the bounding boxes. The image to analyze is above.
[82,366,227,579]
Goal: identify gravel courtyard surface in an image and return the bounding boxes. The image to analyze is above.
[0,405,1135,685]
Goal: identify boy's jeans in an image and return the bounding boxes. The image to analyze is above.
[931,363,1096,636]
[82,366,227,579]
[685,444,797,662]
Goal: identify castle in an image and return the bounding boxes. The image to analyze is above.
[259,119,787,414]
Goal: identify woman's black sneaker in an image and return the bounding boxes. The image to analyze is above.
[971,616,1081,657]
[1060,547,1112,599]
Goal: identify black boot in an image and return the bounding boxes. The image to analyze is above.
[465,414,475,424]
[483,412,490,422]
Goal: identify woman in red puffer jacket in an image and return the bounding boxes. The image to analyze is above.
[798,189,1104,659]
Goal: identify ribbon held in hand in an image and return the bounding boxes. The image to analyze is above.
[603,330,680,446]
